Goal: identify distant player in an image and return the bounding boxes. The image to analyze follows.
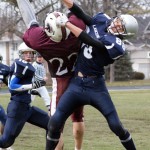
[0,55,10,86]
[31,52,51,114]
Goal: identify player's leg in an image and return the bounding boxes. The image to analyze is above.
[73,122,84,150]
[89,77,136,149]
[37,86,51,109]
[0,106,14,150]
[46,108,67,150]
[92,89,136,149]
[0,105,7,135]
[105,110,136,149]
[0,101,27,148]
[46,84,83,150]
[54,133,64,150]
[27,106,50,150]
[27,106,49,129]
[51,77,71,150]
[71,106,84,150]
[0,117,23,149]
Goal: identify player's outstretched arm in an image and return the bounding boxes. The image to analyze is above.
[16,0,38,28]
[56,19,105,50]
[9,76,46,91]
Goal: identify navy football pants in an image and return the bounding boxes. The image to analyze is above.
[0,100,49,148]
[48,76,127,139]
[0,105,7,126]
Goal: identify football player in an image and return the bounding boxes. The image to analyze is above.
[46,0,139,150]
[0,55,14,150]
[0,42,49,149]
[0,55,10,86]
[31,52,51,114]
[16,0,86,150]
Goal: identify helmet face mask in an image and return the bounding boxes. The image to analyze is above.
[108,17,126,35]
[18,42,36,62]
[44,11,70,42]
[108,14,139,39]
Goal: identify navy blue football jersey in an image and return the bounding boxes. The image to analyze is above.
[9,59,35,103]
[75,13,125,76]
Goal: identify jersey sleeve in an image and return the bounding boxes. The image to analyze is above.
[9,76,32,91]
[103,35,126,59]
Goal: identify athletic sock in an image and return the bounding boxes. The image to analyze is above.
[120,131,136,150]
[45,135,59,150]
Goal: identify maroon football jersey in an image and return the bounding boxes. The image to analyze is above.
[23,14,86,78]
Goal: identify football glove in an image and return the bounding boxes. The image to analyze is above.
[56,15,69,27]
[32,79,46,89]
[31,89,41,97]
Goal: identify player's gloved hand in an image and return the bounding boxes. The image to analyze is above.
[31,89,41,97]
[56,15,69,27]
[32,79,46,89]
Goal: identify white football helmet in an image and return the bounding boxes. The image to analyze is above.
[108,14,139,38]
[45,11,70,42]
[18,42,36,61]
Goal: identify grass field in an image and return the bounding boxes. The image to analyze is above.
[0,88,150,150]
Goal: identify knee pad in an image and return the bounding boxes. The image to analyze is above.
[47,117,63,139]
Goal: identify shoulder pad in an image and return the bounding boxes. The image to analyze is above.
[12,59,35,78]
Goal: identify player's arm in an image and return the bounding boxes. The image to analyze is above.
[16,0,38,28]
[9,62,45,91]
[9,75,46,91]
[65,22,105,50]
[62,0,92,25]
[9,75,32,91]
[66,22,124,58]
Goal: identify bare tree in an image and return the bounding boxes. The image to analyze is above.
[0,0,59,38]
[0,0,150,38]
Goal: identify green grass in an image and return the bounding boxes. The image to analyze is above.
[0,89,150,150]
